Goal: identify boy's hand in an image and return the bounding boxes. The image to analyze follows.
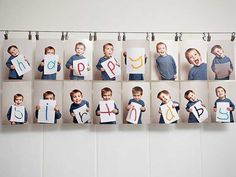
[172,103,179,108]
[87,65,91,71]
[58,61,61,65]
[140,106,146,111]
[174,75,177,79]
[227,107,233,111]
[100,67,105,72]
[40,62,44,66]
[24,58,30,65]
[213,108,217,112]
[112,109,118,114]
[127,105,132,110]
[36,105,40,110]
[188,108,192,112]
[10,65,15,69]
[229,69,233,74]
[71,112,75,117]
[144,54,148,59]
[69,65,74,71]
[158,108,162,114]
[11,121,16,125]
[54,105,59,112]
[86,108,89,112]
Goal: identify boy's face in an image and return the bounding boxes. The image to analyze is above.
[102,91,112,101]
[46,49,55,55]
[72,92,83,104]
[9,47,19,57]
[186,92,196,102]
[15,96,23,105]
[44,94,55,100]
[158,93,170,104]
[104,45,113,57]
[213,48,224,58]
[75,45,85,55]
[133,91,142,101]
[187,50,202,66]
[156,44,167,56]
[216,88,226,99]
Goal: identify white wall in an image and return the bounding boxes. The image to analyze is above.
[1,0,236,177]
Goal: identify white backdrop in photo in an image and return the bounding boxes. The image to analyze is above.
[2,39,34,81]
[33,81,63,124]
[1,81,32,124]
[150,41,179,80]
[207,40,235,80]
[151,81,180,123]
[35,39,64,80]
[179,40,207,80]
[93,40,122,80]
[63,81,92,123]
[64,39,93,80]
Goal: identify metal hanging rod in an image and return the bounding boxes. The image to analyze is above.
[0,30,234,34]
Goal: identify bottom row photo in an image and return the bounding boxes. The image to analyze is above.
[1,81,236,125]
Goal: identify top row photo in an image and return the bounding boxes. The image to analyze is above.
[1,39,236,81]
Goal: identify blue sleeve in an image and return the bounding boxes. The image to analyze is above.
[211,58,216,72]
[229,100,235,111]
[66,56,73,69]
[171,56,177,74]
[96,59,102,70]
[24,108,28,123]
[86,101,89,108]
[214,101,217,108]
[156,59,160,71]
[7,106,12,120]
[57,63,61,72]
[141,101,146,112]
[128,99,131,105]
[38,61,44,72]
[6,58,12,69]
[95,105,100,116]
[69,104,73,113]
[229,57,234,70]
[35,110,38,119]
[114,103,119,115]
[188,70,193,80]
[185,102,190,112]
[141,100,145,107]
[55,111,62,119]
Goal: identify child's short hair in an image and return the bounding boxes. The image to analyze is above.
[7,45,18,54]
[215,86,226,95]
[184,90,195,99]
[103,43,113,51]
[14,93,24,102]
[44,46,55,54]
[211,45,223,54]
[132,86,143,95]
[101,87,112,97]
[157,90,170,99]
[43,91,55,99]
[185,48,201,62]
[70,89,83,101]
[75,42,86,50]
[156,42,167,50]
